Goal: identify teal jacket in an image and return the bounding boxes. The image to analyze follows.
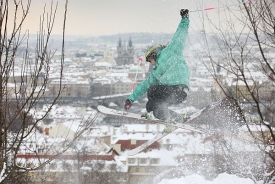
[128,17,190,102]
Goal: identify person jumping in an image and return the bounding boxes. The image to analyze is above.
[124,9,190,122]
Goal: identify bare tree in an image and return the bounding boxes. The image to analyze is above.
[0,0,99,183]
[196,0,275,182]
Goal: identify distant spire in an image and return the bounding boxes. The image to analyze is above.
[128,37,133,47]
[118,37,122,47]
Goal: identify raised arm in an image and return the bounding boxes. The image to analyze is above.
[165,9,190,55]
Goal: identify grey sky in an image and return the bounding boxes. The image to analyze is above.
[19,0,240,36]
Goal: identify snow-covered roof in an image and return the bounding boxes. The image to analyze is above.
[95,61,112,67]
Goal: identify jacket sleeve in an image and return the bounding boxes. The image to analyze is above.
[128,73,158,102]
[147,18,190,83]
[166,17,190,55]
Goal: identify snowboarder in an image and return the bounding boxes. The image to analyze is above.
[124,9,190,121]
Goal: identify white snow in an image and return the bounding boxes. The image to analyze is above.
[0,162,7,182]
[158,173,256,184]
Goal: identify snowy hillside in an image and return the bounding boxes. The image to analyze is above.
[158,173,256,184]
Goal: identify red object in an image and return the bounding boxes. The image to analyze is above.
[17,153,116,161]
[204,7,215,11]
[132,82,137,90]
[116,140,160,152]
[45,128,49,135]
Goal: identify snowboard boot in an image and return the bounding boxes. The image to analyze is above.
[170,111,190,124]
[141,112,157,120]
[141,113,148,119]
[163,125,174,134]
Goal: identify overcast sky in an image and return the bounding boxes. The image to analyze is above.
[13,0,241,36]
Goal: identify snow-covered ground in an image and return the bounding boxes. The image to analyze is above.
[158,173,257,184]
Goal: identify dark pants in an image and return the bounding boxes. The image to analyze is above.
[146,85,187,121]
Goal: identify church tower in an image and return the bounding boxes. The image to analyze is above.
[115,37,134,66]
[117,37,122,55]
[128,37,134,55]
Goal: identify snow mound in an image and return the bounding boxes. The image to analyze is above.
[158,173,255,184]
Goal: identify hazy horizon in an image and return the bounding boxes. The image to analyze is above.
[7,0,242,36]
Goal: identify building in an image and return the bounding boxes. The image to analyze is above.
[48,78,90,98]
[115,37,134,66]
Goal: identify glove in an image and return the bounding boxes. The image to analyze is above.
[124,99,133,110]
[180,9,189,18]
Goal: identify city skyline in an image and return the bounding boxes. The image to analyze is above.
[9,0,240,36]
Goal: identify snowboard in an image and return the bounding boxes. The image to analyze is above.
[98,105,206,133]
[98,98,225,155]
[97,98,224,134]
